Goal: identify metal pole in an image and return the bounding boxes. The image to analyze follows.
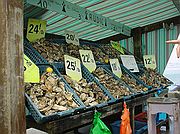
[0,0,25,134]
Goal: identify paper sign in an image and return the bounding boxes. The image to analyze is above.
[110,59,122,78]
[143,55,156,69]
[24,54,40,83]
[79,50,96,72]
[65,30,79,46]
[27,18,46,42]
[64,55,82,81]
[120,55,139,72]
[111,40,124,54]
[163,34,180,85]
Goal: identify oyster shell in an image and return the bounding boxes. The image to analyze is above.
[92,67,132,99]
[25,72,79,116]
[64,75,109,106]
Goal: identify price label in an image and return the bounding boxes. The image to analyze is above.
[64,55,82,81]
[24,54,40,83]
[143,55,156,69]
[65,30,79,46]
[27,18,46,42]
[111,40,124,54]
[110,59,122,78]
[79,50,96,72]
[120,55,139,72]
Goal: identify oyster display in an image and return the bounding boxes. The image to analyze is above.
[121,73,148,92]
[25,72,78,116]
[82,45,109,63]
[92,67,132,99]
[63,75,109,106]
[32,38,65,63]
[138,68,172,88]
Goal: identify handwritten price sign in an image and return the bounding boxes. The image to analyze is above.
[26,18,46,42]
[110,59,122,78]
[143,55,156,69]
[65,30,79,46]
[79,50,96,72]
[24,54,40,83]
[64,55,82,81]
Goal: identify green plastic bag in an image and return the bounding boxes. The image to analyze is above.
[90,112,112,134]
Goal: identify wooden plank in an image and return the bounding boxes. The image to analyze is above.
[0,0,25,134]
[133,27,142,60]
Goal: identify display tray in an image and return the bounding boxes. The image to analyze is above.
[53,62,115,109]
[100,64,152,96]
[25,64,85,123]
[91,64,137,101]
[131,64,173,89]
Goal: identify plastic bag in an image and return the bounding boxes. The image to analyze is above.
[90,112,112,134]
[120,102,132,134]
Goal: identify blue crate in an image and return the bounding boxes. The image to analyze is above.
[100,64,152,96]
[94,64,136,101]
[25,64,85,123]
[24,38,48,64]
[53,62,115,109]
[110,120,147,134]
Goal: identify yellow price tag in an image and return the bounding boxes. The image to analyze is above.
[24,54,40,83]
[26,18,46,42]
[111,40,124,54]
[110,59,122,78]
[143,55,156,69]
[64,55,82,81]
[79,50,96,72]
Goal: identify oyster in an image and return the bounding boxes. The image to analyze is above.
[25,72,79,116]
[121,73,148,92]
[92,67,132,99]
[138,68,172,88]
[32,38,65,63]
[63,75,109,106]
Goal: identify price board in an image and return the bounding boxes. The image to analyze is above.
[109,59,122,78]
[143,55,156,69]
[79,50,96,72]
[26,18,46,42]
[24,54,40,83]
[65,30,79,46]
[64,55,82,81]
[120,55,139,72]
[110,40,124,54]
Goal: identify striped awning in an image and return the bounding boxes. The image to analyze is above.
[24,0,180,41]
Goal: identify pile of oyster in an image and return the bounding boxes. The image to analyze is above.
[92,67,132,99]
[25,72,78,116]
[139,68,172,88]
[64,75,109,106]
[99,44,122,59]
[82,45,109,63]
[64,43,84,59]
[121,74,148,92]
[32,38,65,63]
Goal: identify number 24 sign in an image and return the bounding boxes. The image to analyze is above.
[26,18,46,42]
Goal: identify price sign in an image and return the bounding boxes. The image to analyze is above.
[143,55,156,69]
[64,55,82,81]
[26,18,46,42]
[79,50,96,72]
[65,30,79,46]
[24,54,40,83]
[111,40,124,54]
[120,55,139,72]
[110,59,122,78]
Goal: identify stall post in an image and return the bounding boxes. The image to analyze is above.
[0,0,25,134]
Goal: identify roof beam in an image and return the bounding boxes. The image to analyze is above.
[26,0,131,36]
[172,0,180,13]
